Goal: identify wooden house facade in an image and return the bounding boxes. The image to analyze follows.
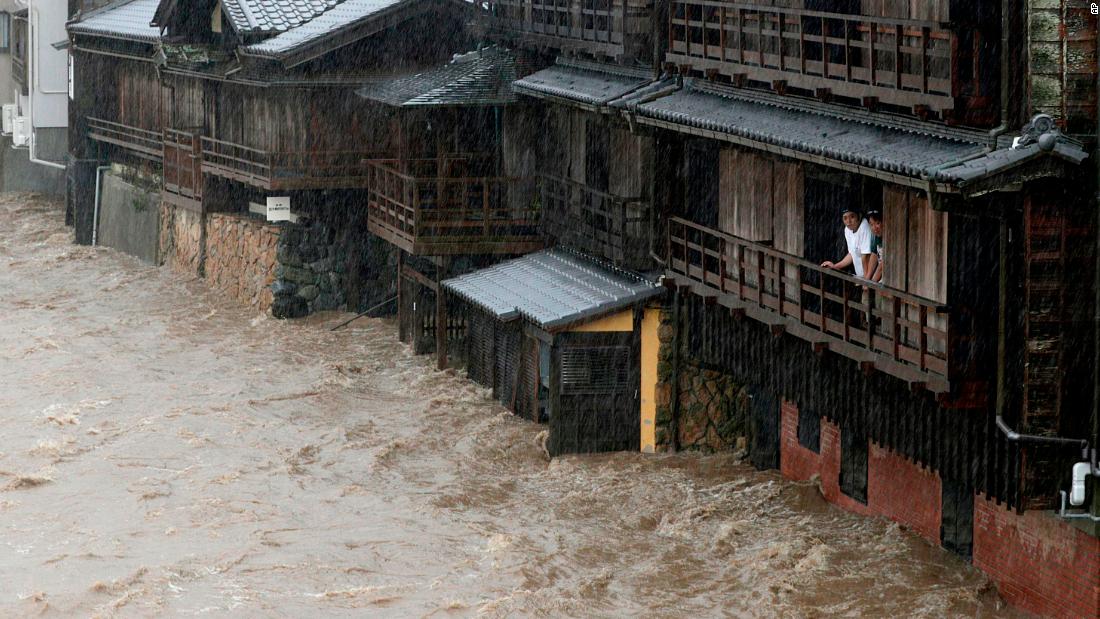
[484,1,1100,615]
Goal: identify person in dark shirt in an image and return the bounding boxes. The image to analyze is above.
[866,210,884,284]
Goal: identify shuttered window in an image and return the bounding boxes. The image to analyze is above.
[560,345,630,395]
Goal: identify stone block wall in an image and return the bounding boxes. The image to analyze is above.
[654,310,747,452]
[271,216,348,318]
[158,204,203,276]
[204,213,280,312]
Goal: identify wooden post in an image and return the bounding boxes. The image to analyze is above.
[436,259,449,371]
[669,287,683,452]
[397,251,406,343]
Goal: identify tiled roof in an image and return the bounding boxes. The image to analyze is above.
[241,0,420,60]
[630,79,988,180]
[221,0,346,33]
[512,59,651,108]
[357,47,519,107]
[931,137,1090,186]
[442,248,662,330]
[68,0,162,43]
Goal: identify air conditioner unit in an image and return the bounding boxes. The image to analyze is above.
[1,104,16,135]
[12,116,29,147]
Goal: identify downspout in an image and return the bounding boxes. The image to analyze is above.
[986,0,1013,145]
[27,2,66,170]
[91,164,109,246]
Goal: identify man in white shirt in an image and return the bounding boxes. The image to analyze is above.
[820,207,873,278]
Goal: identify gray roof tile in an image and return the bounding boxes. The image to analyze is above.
[241,0,424,59]
[442,248,661,330]
[68,0,162,43]
[221,0,345,33]
[512,59,651,108]
[632,79,987,179]
[357,47,520,107]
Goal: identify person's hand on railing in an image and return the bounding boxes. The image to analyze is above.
[820,260,835,269]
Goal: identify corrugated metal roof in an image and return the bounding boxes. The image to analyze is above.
[221,0,346,34]
[512,60,651,108]
[241,0,418,59]
[68,0,162,43]
[356,47,519,107]
[631,79,987,180]
[442,248,662,330]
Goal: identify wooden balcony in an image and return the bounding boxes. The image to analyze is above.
[162,129,203,212]
[366,158,543,256]
[200,137,378,191]
[666,217,951,392]
[486,0,651,60]
[667,2,992,122]
[87,117,163,162]
[539,174,650,269]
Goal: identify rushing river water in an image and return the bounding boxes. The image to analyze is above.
[0,193,1022,617]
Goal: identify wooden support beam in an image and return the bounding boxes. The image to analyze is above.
[436,259,449,371]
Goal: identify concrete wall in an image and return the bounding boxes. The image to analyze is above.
[0,134,65,195]
[95,169,159,263]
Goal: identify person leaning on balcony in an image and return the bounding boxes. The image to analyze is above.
[866,210,884,283]
[820,207,873,279]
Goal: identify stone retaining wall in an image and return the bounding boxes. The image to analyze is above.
[272,216,347,318]
[654,310,747,452]
[159,204,203,276]
[205,213,280,312]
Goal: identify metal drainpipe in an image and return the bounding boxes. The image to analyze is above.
[91,164,109,246]
[982,0,1014,146]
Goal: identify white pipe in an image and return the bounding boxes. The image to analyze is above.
[26,2,64,170]
[91,164,109,246]
[1070,461,1092,506]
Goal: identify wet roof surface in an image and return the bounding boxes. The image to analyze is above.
[512,60,651,107]
[357,47,519,107]
[222,0,346,33]
[242,0,412,58]
[631,79,988,179]
[442,248,661,330]
[69,0,162,43]
[930,139,1090,185]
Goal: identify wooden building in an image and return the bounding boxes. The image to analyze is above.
[357,46,550,367]
[443,247,662,455]
[494,1,1100,615]
[68,0,486,315]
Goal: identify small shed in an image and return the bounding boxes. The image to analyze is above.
[442,248,663,456]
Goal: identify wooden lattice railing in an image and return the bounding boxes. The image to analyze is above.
[87,117,163,161]
[667,2,989,119]
[667,216,950,389]
[366,158,542,256]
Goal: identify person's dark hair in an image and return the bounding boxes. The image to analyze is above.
[866,210,883,223]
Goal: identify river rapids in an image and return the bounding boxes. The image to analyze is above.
[0,193,1021,617]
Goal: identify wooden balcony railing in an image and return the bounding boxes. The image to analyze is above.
[200,137,379,190]
[486,0,650,58]
[667,2,987,120]
[366,157,543,256]
[87,117,163,161]
[539,174,650,269]
[667,217,950,391]
[162,128,203,211]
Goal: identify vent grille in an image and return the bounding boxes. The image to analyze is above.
[561,345,630,395]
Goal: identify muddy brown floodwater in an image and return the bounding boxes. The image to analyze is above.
[0,193,1023,618]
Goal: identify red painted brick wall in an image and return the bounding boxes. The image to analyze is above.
[779,400,942,545]
[974,496,1100,619]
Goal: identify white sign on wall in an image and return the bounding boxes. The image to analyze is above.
[266,196,291,222]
